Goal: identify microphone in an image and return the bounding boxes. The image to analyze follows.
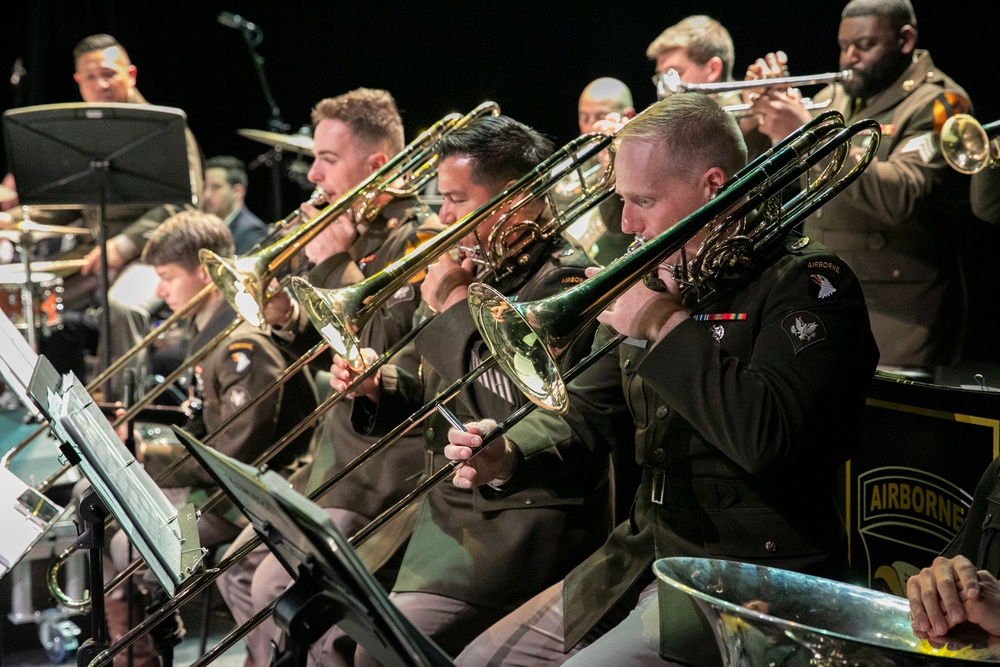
[10,57,26,87]
[217,11,257,32]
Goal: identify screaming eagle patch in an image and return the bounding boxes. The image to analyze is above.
[228,341,254,374]
[781,311,827,355]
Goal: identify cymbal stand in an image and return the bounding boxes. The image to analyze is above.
[14,206,40,350]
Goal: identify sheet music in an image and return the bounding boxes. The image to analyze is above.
[0,308,42,418]
[44,373,203,594]
[0,466,65,578]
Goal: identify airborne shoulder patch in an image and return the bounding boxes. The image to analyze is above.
[804,261,841,302]
[781,311,827,355]
[932,92,971,135]
[228,341,254,374]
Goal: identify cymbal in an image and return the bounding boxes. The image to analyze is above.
[16,259,87,274]
[0,220,92,241]
[238,128,314,155]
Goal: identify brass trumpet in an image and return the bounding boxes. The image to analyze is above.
[653,68,853,100]
[200,102,500,328]
[941,113,1000,174]
[469,110,881,413]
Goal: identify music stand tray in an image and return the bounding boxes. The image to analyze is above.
[172,426,454,667]
[2,102,194,208]
[21,357,203,595]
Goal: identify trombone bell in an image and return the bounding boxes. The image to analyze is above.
[467,283,569,413]
[289,276,362,363]
[199,249,267,327]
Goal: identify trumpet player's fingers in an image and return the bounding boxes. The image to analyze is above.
[754,90,813,142]
[766,51,789,77]
[907,555,976,638]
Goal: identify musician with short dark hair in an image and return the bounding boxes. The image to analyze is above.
[202,156,267,254]
[328,114,616,662]
[101,209,315,667]
[748,0,973,378]
[20,33,204,399]
[448,93,879,666]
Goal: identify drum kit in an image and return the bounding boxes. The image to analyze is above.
[0,211,91,350]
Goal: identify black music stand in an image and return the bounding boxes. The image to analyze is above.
[173,426,454,667]
[2,103,195,382]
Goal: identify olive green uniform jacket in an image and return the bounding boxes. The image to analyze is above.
[353,240,617,611]
[144,299,317,542]
[803,50,971,369]
[507,238,878,653]
[279,198,443,525]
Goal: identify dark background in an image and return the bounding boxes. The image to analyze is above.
[1,0,997,218]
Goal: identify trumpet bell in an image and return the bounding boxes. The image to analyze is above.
[289,276,361,363]
[654,557,1000,666]
[199,249,268,327]
[467,283,569,413]
[941,114,998,175]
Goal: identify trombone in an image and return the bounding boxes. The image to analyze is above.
[17,105,499,499]
[200,102,501,328]
[45,103,506,610]
[471,110,881,413]
[77,132,619,667]
[290,131,616,362]
[940,113,1000,174]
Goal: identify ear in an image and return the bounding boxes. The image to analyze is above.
[127,64,138,87]
[368,152,389,173]
[193,264,210,286]
[233,183,247,201]
[705,56,725,83]
[622,107,637,120]
[73,72,83,86]
[701,167,727,199]
[898,25,917,55]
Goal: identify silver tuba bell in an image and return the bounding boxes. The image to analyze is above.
[654,557,1000,666]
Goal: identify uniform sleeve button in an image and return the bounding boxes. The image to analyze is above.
[765,539,778,553]
[652,448,666,464]
[524,499,535,506]
[426,427,435,440]
[984,513,993,528]
[655,405,669,419]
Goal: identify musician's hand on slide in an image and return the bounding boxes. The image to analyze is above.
[444,419,517,489]
[262,286,294,328]
[330,348,380,401]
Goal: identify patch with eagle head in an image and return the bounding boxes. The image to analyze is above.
[804,261,842,302]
